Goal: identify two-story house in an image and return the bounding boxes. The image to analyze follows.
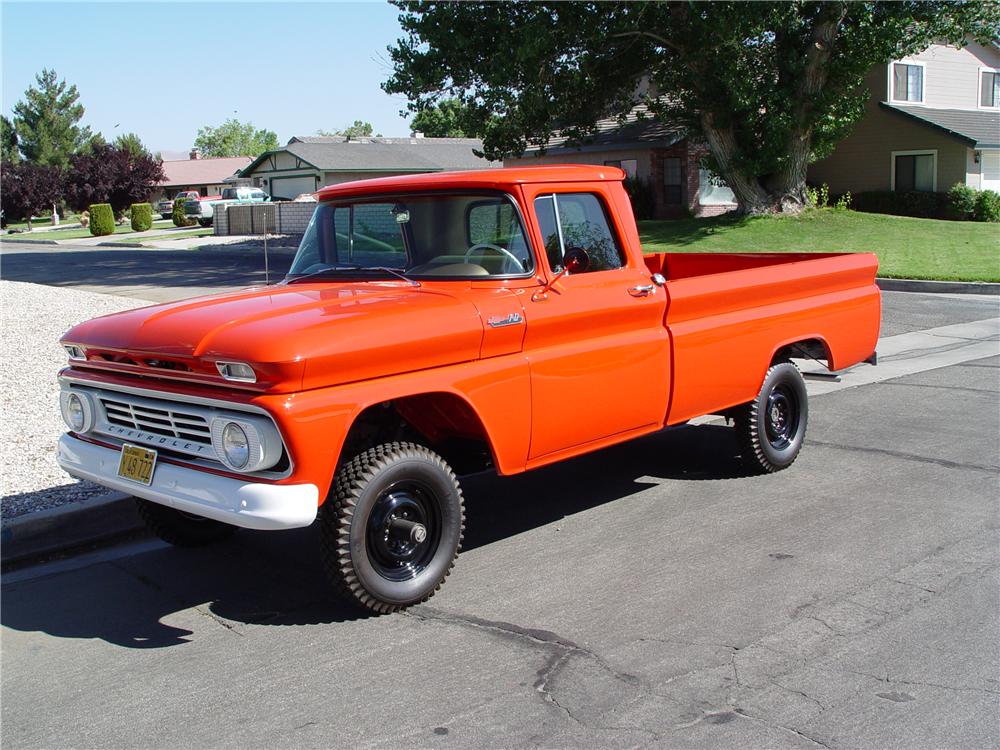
[808,40,1000,196]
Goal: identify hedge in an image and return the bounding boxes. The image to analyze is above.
[172,197,195,227]
[88,204,115,236]
[130,202,153,232]
[975,190,1000,222]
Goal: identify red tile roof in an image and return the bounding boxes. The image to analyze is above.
[158,156,252,187]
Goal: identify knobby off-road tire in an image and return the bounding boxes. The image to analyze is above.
[320,442,465,614]
[135,498,237,547]
[735,362,809,474]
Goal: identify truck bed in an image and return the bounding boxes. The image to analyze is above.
[644,252,881,424]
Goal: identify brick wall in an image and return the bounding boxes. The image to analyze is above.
[215,201,317,236]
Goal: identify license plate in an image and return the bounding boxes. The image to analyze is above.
[117,444,157,485]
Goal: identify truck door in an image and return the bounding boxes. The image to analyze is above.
[522,188,670,461]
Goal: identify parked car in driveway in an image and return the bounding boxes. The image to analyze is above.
[156,191,201,220]
[185,186,270,227]
[56,165,880,614]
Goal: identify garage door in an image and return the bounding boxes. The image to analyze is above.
[269,175,317,201]
[981,151,1000,193]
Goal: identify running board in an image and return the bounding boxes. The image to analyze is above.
[802,371,842,382]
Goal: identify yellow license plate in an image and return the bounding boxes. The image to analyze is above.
[117,444,157,485]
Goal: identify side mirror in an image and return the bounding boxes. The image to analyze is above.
[533,247,590,301]
[563,247,590,274]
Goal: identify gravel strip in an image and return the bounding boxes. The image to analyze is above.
[1,281,148,518]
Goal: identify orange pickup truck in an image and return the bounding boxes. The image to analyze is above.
[57,165,880,613]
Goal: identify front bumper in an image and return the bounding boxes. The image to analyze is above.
[57,433,318,530]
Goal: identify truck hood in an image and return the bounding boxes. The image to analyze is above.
[62,282,485,392]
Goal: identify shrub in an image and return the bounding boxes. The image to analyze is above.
[79,210,90,228]
[805,183,830,209]
[974,190,1000,222]
[947,183,978,220]
[851,190,949,219]
[623,177,656,220]
[834,191,852,211]
[130,202,153,232]
[172,196,195,227]
[88,203,115,236]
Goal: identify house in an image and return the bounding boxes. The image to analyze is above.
[153,150,252,201]
[503,104,737,219]
[809,40,1000,195]
[239,135,497,200]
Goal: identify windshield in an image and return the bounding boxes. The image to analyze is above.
[286,192,534,280]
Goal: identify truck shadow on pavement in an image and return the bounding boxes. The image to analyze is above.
[0,248,293,291]
[1,425,749,648]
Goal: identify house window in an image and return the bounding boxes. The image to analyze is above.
[892,63,924,103]
[698,168,736,205]
[604,159,638,179]
[663,157,682,204]
[980,69,999,108]
[892,151,936,192]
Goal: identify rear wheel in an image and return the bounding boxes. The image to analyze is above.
[135,499,237,547]
[320,442,464,614]
[197,218,212,227]
[735,362,808,474]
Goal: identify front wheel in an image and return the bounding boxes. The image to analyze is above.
[135,498,237,547]
[735,362,808,474]
[320,442,465,614]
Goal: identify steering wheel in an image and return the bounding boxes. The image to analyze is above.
[464,242,525,273]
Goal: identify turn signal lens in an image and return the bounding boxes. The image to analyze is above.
[64,345,85,360]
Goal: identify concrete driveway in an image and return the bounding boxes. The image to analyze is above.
[1,247,997,749]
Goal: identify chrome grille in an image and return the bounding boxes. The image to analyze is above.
[100,397,212,445]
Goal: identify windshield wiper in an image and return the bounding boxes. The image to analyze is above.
[285,265,420,287]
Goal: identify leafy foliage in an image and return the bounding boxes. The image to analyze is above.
[410,100,473,137]
[384,1,999,214]
[947,183,978,219]
[11,69,93,169]
[0,160,63,227]
[130,202,153,231]
[194,119,279,158]
[851,190,949,219]
[1,116,19,165]
[622,177,656,220]
[974,190,1000,222]
[88,203,115,236]
[317,120,380,138]
[114,132,151,158]
[64,143,165,216]
[173,196,195,227]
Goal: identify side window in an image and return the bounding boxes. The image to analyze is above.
[533,193,624,273]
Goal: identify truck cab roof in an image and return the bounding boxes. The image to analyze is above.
[315,164,627,202]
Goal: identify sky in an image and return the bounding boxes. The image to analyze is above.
[1,1,415,158]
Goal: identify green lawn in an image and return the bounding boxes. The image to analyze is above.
[638,209,1000,282]
[6,220,176,241]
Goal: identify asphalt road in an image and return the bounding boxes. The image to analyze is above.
[1,251,998,749]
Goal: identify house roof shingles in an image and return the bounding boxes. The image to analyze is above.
[158,156,252,187]
[881,103,1000,149]
[521,102,686,155]
[242,137,495,176]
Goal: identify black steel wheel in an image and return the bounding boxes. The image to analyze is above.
[320,442,464,614]
[135,498,237,547]
[735,362,808,474]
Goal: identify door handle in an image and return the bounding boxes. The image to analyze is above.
[628,284,655,297]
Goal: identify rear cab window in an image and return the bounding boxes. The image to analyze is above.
[533,193,625,273]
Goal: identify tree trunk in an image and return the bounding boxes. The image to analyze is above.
[699,112,776,215]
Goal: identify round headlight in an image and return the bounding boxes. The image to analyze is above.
[222,423,249,469]
[66,393,85,431]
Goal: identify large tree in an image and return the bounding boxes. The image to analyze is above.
[1,116,19,165]
[11,68,93,169]
[63,143,165,216]
[1,161,63,228]
[194,119,279,158]
[384,1,998,214]
[113,132,151,158]
[410,99,473,137]
[317,120,381,138]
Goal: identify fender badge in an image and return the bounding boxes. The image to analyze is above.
[487,312,524,328]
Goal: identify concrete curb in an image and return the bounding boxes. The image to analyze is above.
[0,236,60,245]
[876,277,999,295]
[192,243,299,256]
[96,241,145,248]
[1,492,144,565]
